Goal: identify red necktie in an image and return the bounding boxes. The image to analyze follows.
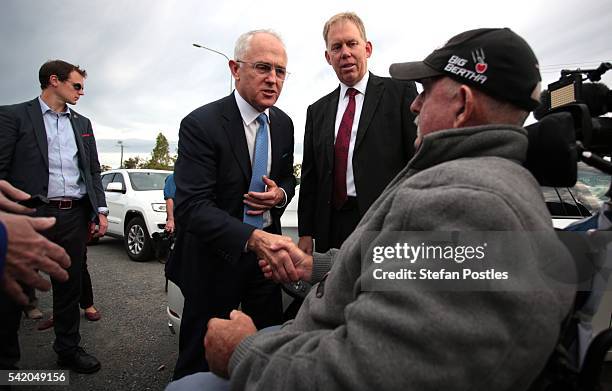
[333,88,358,209]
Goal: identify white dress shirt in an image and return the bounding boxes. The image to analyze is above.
[334,71,369,197]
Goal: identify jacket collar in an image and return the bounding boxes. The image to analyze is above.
[410,125,528,172]
[221,93,281,183]
[26,98,49,168]
[354,72,384,152]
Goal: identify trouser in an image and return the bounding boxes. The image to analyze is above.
[166,372,230,391]
[80,250,94,310]
[0,290,21,369]
[21,248,93,312]
[329,196,360,250]
[42,202,90,356]
[0,201,89,366]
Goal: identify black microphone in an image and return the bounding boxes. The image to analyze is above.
[525,111,578,187]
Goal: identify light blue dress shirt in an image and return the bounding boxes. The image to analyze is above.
[38,97,87,200]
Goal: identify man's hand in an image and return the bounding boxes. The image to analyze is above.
[165,218,175,233]
[165,198,175,233]
[243,176,285,215]
[204,310,257,378]
[0,213,70,305]
[90,214,108,238]
[0,180,34,214]
[247,230,297,282]
[259,240,313,283]
[298,236,314,255]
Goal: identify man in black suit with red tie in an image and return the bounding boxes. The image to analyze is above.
[0,59,108,374]
[298,12,418,254]
[170,29,296,380]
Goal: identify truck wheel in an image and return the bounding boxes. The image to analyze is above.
[125,216,153,261]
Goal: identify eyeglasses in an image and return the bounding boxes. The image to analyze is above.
[236,60,289,80]
[66,82,83,91]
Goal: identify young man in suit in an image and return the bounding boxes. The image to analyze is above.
[0,60,108,374]
[170,29,296,380]
[298,12,418,255]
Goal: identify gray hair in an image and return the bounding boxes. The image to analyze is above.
[234,29,285,60]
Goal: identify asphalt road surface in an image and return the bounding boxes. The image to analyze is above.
[17,237,176,391]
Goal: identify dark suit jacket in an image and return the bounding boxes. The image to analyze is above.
[298,73,417,251]
[0,98,106,216]
[170,93,295,298]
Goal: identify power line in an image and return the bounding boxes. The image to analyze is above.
[539,60,610,70]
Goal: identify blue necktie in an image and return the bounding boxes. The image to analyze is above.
[243,113,269,228]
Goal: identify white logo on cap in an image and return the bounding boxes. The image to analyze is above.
[472,48,488,74]
[444,55,487,84]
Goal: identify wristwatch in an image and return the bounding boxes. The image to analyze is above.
[98,209,110,216]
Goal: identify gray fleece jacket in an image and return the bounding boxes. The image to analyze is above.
[228,125,576,391]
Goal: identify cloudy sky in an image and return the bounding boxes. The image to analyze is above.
[1,0,610,168]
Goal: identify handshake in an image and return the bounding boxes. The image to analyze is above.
[246,230,313,284]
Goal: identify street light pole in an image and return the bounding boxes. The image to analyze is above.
[192,43,233,94]
[117,140,124,168]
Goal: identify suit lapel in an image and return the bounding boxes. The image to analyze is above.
[26,98,49,169]
[354,73,384,152]
[69,111,88,171]
[324,87,340,170]
[221,95,251,182]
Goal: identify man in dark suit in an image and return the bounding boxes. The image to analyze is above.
[170,29,296,380]
[298,12,418,254]
[0,60,108,374]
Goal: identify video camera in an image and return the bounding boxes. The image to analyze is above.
[152,229,174,259]
[525,62,612,187]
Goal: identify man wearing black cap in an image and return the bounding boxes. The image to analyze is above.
[166,28,576,391]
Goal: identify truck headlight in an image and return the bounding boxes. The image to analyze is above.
[152,203,167,212]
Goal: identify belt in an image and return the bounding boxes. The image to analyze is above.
[47,198,86,210]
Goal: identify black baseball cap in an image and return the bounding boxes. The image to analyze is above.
[389,28,541,111]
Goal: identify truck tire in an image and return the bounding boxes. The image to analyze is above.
[125,216,153,261]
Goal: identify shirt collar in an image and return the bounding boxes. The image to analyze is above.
[234,90,270,126]
[38,96,70,116]
[339,71,369,99]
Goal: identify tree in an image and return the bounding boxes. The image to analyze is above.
[142,132,174,170]
[100,164,112,172]
[123,156,143,169]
